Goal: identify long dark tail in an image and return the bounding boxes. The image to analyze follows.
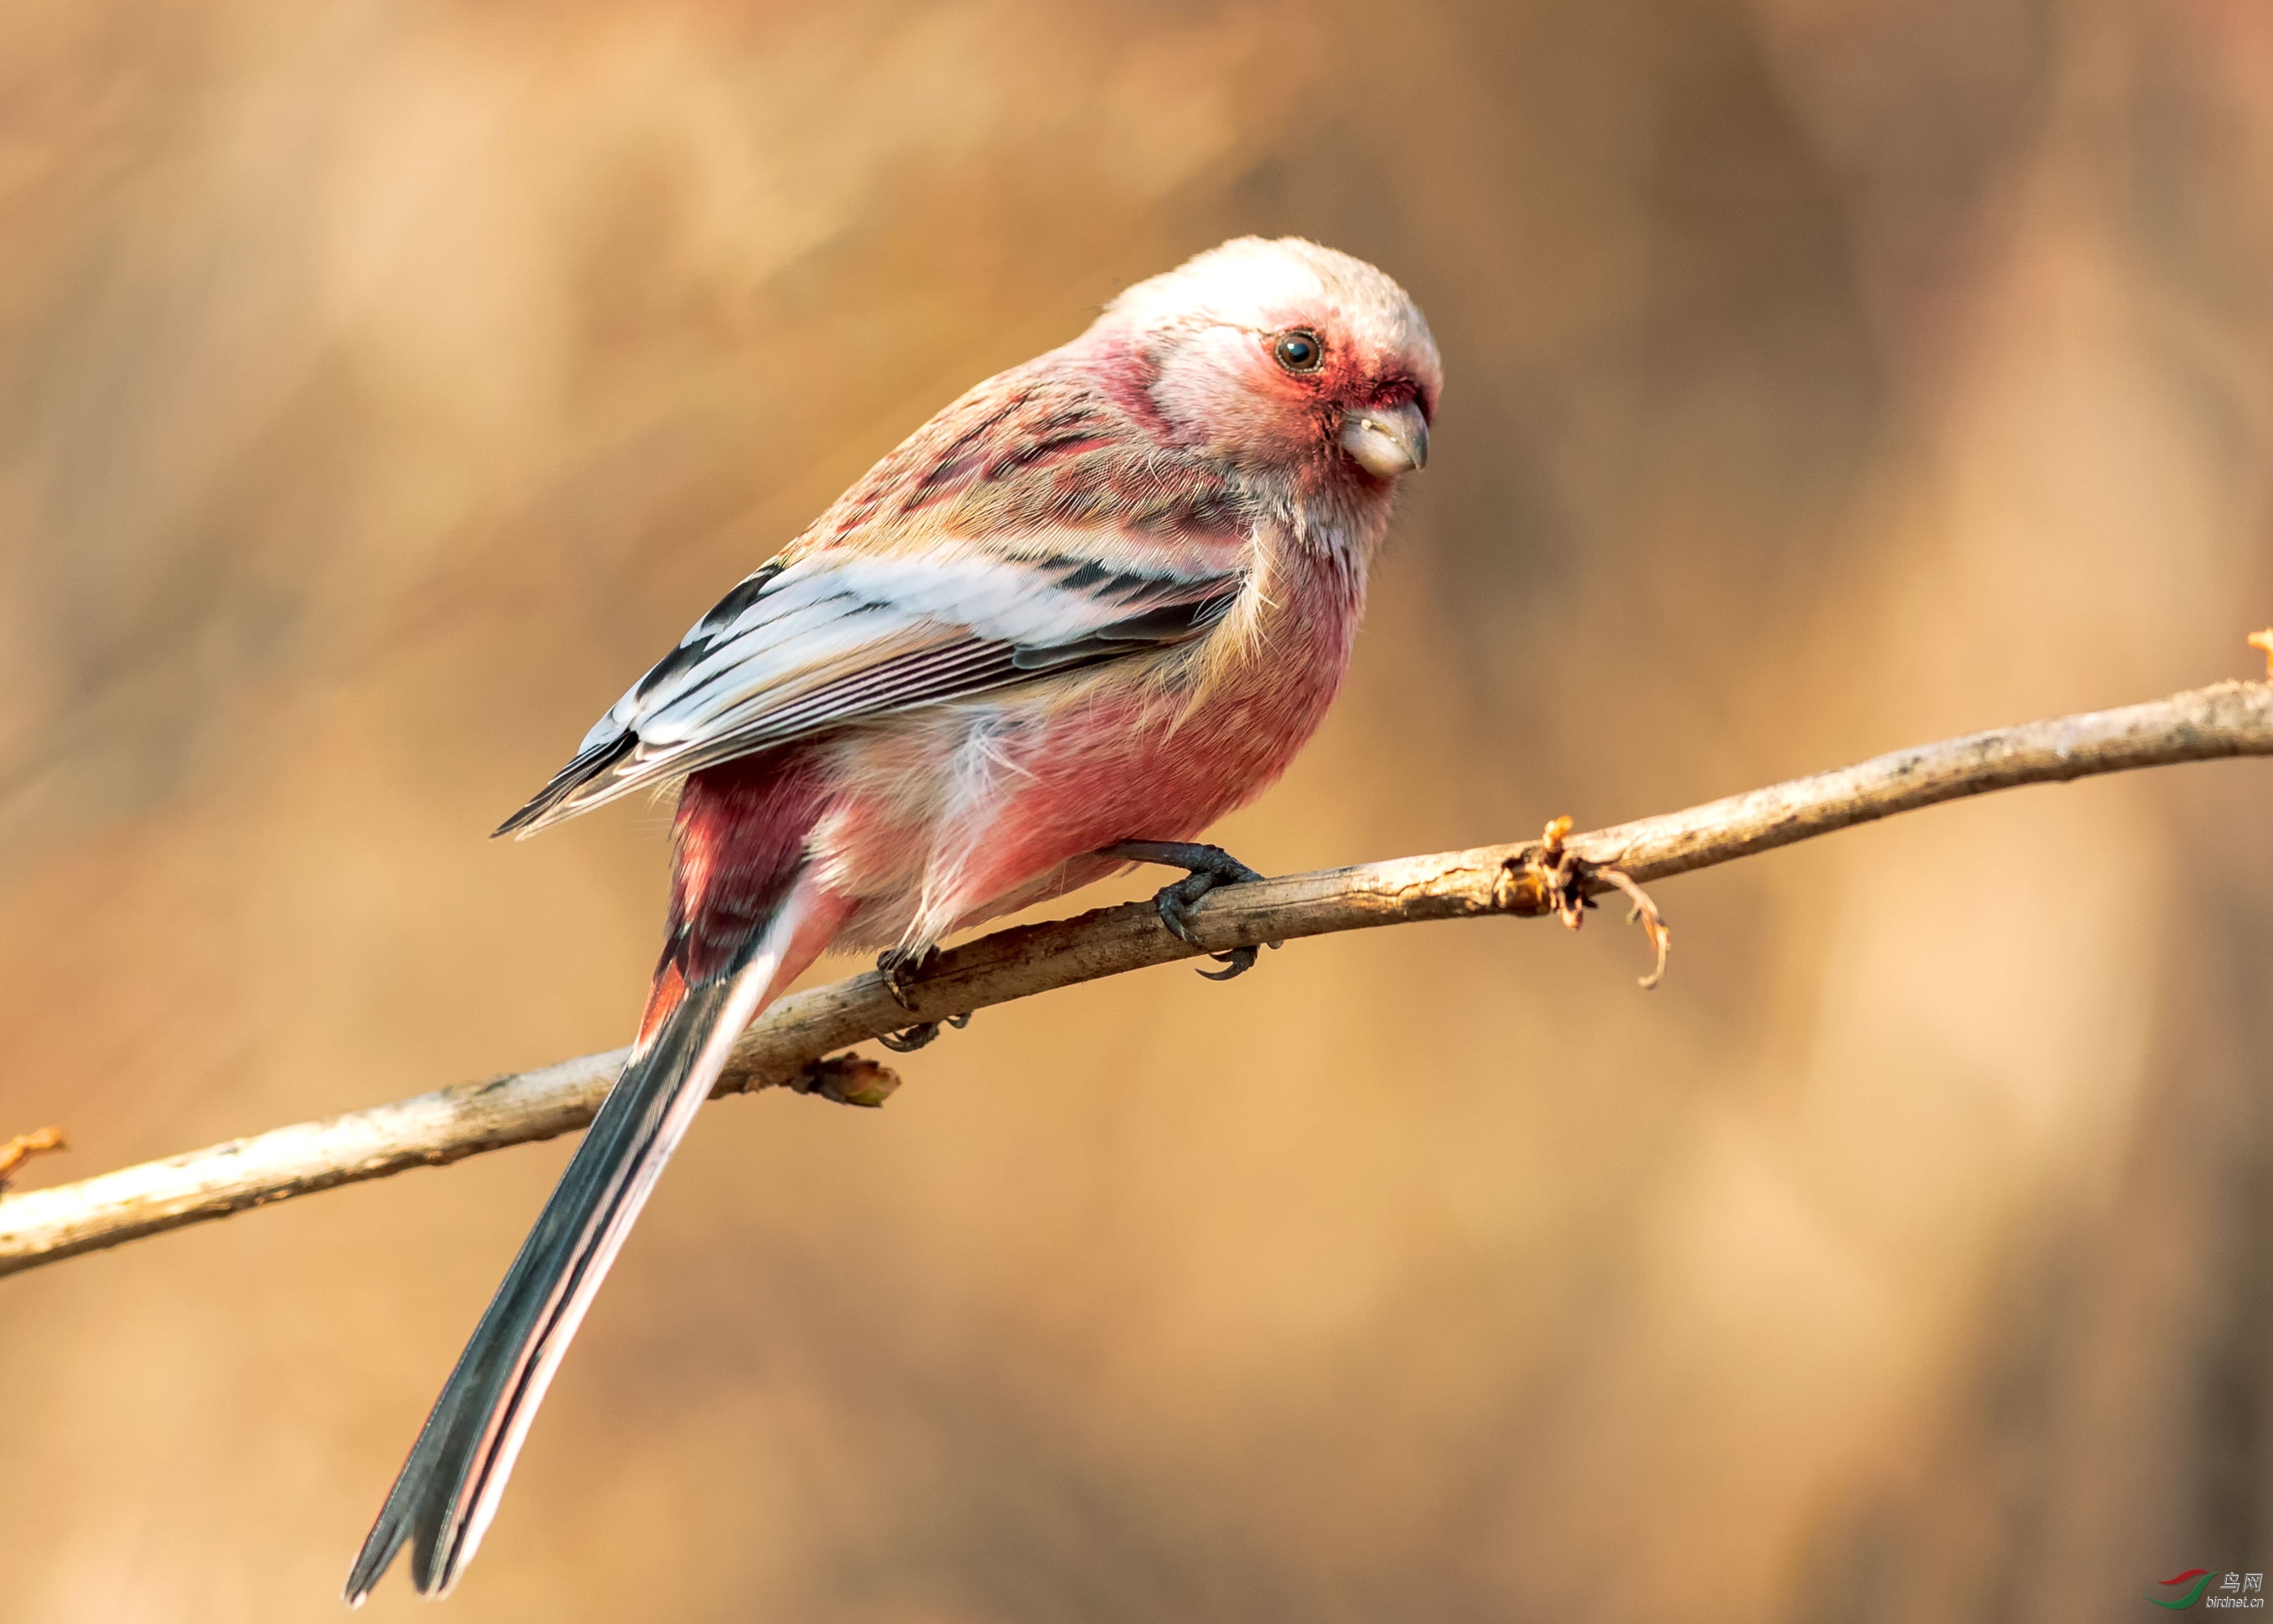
[349,750,830,1604]
[343,933,784,1604]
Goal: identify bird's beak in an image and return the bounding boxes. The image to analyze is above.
[1339,401,1430,478]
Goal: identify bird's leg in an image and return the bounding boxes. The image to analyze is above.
[1101,840,1276,981]
[874,945,973,1051]
[876,945,936,1012]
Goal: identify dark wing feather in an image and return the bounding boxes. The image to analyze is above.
[495,546,1246,837]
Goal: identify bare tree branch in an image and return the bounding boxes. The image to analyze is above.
[3,677,2267,1281]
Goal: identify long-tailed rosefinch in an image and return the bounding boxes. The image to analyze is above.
[347,236,1439,1602]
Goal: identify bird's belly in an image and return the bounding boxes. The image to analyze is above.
[811,591,1357,952]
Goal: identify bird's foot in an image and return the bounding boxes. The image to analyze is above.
[877,946,936,1012]
[1101,840,1278,981]
[875,946,973,1050]
[1525,815,1672,989]
[877,1012,972,1053]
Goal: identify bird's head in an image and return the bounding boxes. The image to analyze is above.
[1093,236,1441,490]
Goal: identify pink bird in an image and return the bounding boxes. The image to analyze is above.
[346,236,1439,1602]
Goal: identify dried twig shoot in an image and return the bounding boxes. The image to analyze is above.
[0,1127,68,1192]
[1525,815,1673,988]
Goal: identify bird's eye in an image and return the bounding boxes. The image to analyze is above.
[1271,329,1324,373]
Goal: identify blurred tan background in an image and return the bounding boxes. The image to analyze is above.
[3,1,2270,1618]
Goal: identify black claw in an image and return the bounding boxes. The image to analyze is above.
[876,1009,971,1053]
[1196,946,1258,981]
[877,946,935,1012]
[1099,840,1278,981]
[1155,886,1205,946]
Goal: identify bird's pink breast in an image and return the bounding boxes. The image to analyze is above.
[812,547,1366,947]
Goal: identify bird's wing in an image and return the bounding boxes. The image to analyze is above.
[495,535,1247,836]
